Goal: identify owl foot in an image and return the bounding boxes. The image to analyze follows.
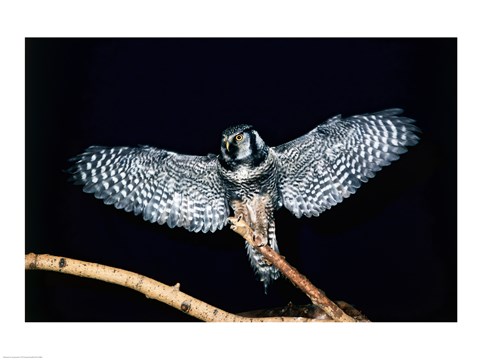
[228,216,257,247]
[228,214,248,234]
[252,231,268,247]
[227,214,243,225]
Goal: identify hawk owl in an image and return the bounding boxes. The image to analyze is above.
[68,108,420,291]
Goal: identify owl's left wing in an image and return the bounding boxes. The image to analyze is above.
[67,145,230,233]
[272,109,420,218]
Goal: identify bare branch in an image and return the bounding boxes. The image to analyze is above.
[25,253,339,322]
[228,217,358,322]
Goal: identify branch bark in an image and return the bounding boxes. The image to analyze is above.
[25,253,340,322]
[26,217,367,322]
[228,216,357,322]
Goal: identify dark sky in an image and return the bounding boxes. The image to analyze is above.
[25,38,456,322]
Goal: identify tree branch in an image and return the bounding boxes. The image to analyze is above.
[25,253,342,322]
[228,216,357,322]
[26,218,367,322]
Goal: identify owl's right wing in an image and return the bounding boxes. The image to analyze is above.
[273,109,420,218]
[67,145,230,233]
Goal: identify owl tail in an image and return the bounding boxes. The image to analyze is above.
[245,223,280,294]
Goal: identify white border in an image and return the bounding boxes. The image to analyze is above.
[1,1,478,359]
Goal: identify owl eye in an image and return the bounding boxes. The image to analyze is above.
[235,134,244,142]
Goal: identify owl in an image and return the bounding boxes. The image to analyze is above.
[67,108,420,292]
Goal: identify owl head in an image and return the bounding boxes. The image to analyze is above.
[219,124,268,169]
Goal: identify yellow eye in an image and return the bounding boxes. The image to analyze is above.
[235,134,244,142]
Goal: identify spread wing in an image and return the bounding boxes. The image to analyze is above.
[67,145,230,232]
[273,108,420,218]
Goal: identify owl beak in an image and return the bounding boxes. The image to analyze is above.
[224,139,230,152]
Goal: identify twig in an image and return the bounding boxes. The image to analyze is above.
[228,216,357,322]
[25,253,337,322]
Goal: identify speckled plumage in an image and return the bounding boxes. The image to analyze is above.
[67,108,420,292]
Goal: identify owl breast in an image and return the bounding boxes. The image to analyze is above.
[218,149,282,209]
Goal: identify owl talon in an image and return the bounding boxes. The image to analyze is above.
[227,215,243,225]
[253,231,268,247]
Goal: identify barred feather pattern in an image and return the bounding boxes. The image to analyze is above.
[231,196,280,292]
[67,145,230,233]
[67,108,420,292]
[273,109,420,218]
[245,222,280,293]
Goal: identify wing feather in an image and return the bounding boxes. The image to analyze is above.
[273,109,420,218]
[67,145,229,232]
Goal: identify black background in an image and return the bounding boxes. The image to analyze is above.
[25,38,456,322]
